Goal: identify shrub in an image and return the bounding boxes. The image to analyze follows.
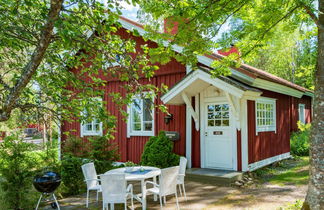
[60,154,90,195]
[0,135,40,209]
[88,136,119,174]
[290,122,311,156]
[61,135,119,194]
[141,131,180,168]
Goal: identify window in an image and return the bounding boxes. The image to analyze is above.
[207,104,230,127]
[128,95,154,136]
[256,98,276,133]
[298,104,305,124]
[80,98,103,137]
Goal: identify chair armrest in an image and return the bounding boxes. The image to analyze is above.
[84,178,100,182]
[127,184,133,194]
[145,181,159,188]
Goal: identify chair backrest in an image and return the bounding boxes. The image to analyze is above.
[81,162,98,189]
[159,166,179,196]
[100,173,127,203]
[179,156,187,175]
[178,157,187,183]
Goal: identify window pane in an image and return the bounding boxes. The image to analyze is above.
[86,123,92,131]
[144,122,152,131]
[222,120,229,126]
[132,123,141,131]
[215,105,221,111]
[222,112,229,118]
[215,112,221,119]
[208,105,214,111]
[222,104,229,111]
[215,120,221,126]
[208,120,214,126]
[132,100,141,124]
[94,123,100,131]
[143,98,153,121]
[208,113,214,119]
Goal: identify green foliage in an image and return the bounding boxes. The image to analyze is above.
[60,154,90,196]
[63,135,88,158]
[141,131,180,168]
[254,156,309,186]
[280,200,303,210]
[61,135,119,195]
[88,136,119,174]
[0,135,39,209]
[290,122,311,156]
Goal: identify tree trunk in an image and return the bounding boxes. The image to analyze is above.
[304,0,324,209]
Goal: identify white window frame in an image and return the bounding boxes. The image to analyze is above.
[298,104,305,124]
[255,97,277,134]
[127,94,155,137]
[80,97,103,137]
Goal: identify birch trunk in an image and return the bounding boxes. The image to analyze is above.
[304,0,324,209]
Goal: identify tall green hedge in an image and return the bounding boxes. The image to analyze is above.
[141,131,180,168]
[290,122,311,156]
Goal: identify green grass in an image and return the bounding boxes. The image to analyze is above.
[256,156,309,186]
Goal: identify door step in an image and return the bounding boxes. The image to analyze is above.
[186,168,243,186]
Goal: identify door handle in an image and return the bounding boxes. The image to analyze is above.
[205,132,208,136]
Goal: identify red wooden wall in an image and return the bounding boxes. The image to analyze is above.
[247,90,312,164]
[61,27,187,163]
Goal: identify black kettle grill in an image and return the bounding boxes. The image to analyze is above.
[33,171,61,209]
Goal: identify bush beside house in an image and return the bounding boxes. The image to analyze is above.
[141,131,180,168]
[290,122,311,156]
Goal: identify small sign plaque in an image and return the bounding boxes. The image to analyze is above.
[213,131,223,135]
[165,131,180,141]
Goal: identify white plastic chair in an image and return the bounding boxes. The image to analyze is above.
[145,166,180,210]
[81,162,102,208]
[177,157,188,200]
[100,173,134,210]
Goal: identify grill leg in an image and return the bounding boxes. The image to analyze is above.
[52,193,60,210]
[35,194,43,210]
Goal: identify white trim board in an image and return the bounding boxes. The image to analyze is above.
[161,69,245,105]
[248,152,291,171]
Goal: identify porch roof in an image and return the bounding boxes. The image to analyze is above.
[161,68,261,105]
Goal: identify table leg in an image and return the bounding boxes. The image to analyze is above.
[153,176,157,201]
[111,203,114,210]
[141,179,146,210]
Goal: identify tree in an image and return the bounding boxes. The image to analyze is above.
[137,0,323,208]
[0,0,161,131]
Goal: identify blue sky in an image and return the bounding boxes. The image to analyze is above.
[119,2,139,21]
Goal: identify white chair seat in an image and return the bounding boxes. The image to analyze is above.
[147,187,160,194]
[176,179,182,185]
[89,185,102,191]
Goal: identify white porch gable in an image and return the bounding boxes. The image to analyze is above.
[161,69,245,105]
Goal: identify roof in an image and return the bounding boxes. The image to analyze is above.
[119,16,313,98]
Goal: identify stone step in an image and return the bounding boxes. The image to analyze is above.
[185,168,243,186]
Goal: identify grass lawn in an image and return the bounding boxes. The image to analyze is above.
[255,156,309,186]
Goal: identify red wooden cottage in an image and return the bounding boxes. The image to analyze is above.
[60,17,313,172]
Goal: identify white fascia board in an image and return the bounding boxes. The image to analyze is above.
[252,78,304,98]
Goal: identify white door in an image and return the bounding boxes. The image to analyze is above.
[204,102,233,169]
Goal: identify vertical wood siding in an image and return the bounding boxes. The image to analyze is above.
[247,90,312,164]
[61,27,187,163]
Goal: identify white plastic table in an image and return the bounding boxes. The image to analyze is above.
[105,166,161,210]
